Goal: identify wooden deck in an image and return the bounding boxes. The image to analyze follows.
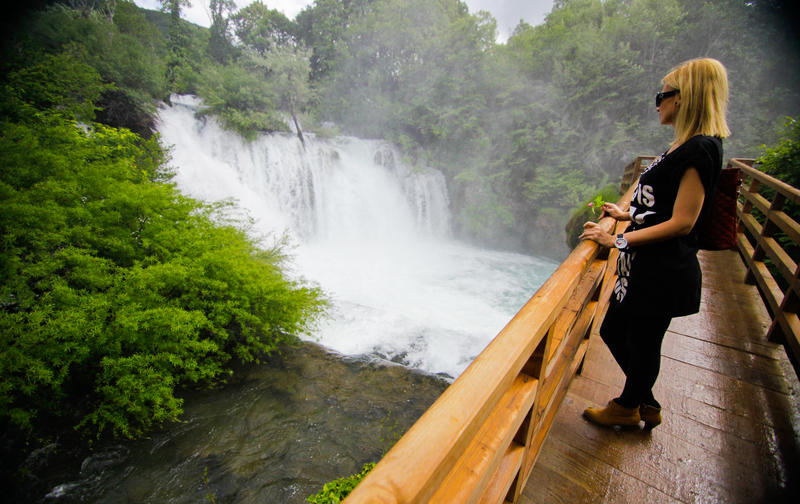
[520,249,800,503]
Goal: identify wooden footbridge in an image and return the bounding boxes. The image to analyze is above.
[344,158,800,503]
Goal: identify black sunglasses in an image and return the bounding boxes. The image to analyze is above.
[655,89,679,107]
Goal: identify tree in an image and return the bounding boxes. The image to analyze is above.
[296,0,377,82]
[67,0,118,21]
[161,0,192,90]
[196,60,288,139]
[208,0,236,63]
[232,0,296,55]
[246,44,315,144]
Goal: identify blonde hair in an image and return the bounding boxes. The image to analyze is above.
[663,57,731,147]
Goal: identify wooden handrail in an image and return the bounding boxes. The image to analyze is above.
[343,155,800,502]
[344,182,638,503]
[731,158,800,374]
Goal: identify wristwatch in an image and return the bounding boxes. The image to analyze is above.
[614,233,628,249]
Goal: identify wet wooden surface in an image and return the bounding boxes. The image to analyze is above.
[520,249,800,503]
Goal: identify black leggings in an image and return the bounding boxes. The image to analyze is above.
[598,304,672,409]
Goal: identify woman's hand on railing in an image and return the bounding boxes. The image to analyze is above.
[579,221,614,248]
[600,202,630,221]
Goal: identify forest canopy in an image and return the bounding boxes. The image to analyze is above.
[5,0,798,256]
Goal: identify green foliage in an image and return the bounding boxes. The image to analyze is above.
[208,0,237,64]
[0,107,324,439]
[754,116,800,269]
[24,7,167,103]
[233,1,297,55]
[564,183,622,249]
[2,49,108,122]
[757,117,800,186]
[12,0,793,257]
[306,462,376,504]
[0,5,328,442]
[306,409,403,503]
[196,61,289,139]
[203,465,218,503]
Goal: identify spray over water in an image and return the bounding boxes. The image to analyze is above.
[158,96,556,378]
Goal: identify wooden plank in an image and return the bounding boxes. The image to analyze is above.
[533,335,590,441]
[661,331,792,394]
[478,444,525,504]
[737,231,755,259]
[768,209,800,246]
[535,311,595,442]
[545,260,605,372]
[739,209,763,239]
[749,259,785,315]
[517,339,589,497]
[772,311,800,374]
[546,300,596,378]
[430,374,538,503]
[740,188,772,216]
[518,436,684,504]
[532,393,780,504]
[756,234,796,287]
[737,234,784,317]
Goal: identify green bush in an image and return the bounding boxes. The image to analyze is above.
[306,462,376,504]
[196,61,289,140]
[0,111,325,439]
[754,116,800,274]
[758,117,800,187]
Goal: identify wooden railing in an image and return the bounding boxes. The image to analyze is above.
[732,158,800,374]
[344,184,637,503]
[343,155,800,503]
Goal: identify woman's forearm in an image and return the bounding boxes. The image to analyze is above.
[619,167,705,247]
[621,217,694,247]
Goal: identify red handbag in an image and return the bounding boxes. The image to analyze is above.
[697,167,741,250]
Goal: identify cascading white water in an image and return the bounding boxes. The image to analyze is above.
[157,96,556,378]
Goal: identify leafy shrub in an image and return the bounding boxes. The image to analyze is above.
[24,7,167,103]
[0,111,325,439]
[196,61,289,140]
[753,117,800,280]
[758,117,800,187]
[306,462,376,504]
[1,49,108,123]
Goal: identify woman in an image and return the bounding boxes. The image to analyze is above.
[579,58,730,428]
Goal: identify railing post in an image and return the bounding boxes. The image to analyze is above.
[505,328,551,502]
[752,191,785,261]
[740,165,762,285]
[765,192,791,346]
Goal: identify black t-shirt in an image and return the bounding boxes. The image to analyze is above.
[612,135,723,317]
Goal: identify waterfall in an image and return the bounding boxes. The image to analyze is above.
[160,95,449,245]
[156,96,556,378]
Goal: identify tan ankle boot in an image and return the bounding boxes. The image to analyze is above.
[583,399,641,427]
[639,404,662,429]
